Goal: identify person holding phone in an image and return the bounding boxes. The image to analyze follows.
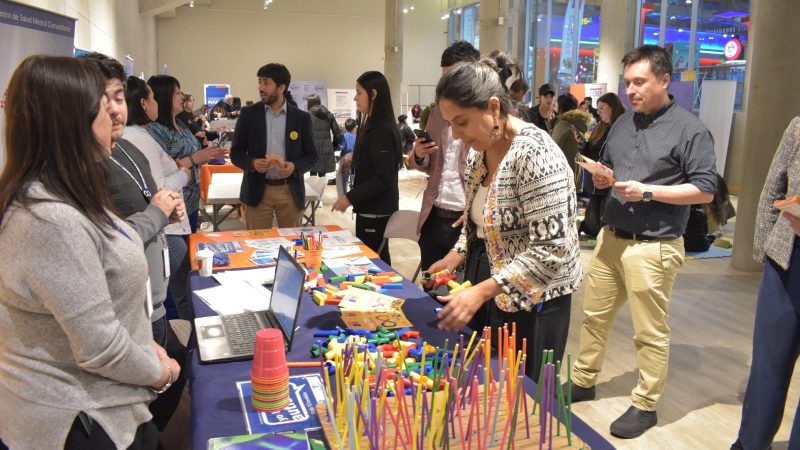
[407,41,480,272]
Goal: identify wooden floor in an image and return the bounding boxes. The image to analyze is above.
[167,170,799,450]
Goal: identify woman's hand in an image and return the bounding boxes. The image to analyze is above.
[423,251,465,289]
[331,195,351,213]
[150,341,181,390]
[436,279,499,331]
[192,146,224,165]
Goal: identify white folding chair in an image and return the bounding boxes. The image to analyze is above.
[376,210,422,282]
[303,175,329,225]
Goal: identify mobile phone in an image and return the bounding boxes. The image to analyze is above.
[413,128,433,144]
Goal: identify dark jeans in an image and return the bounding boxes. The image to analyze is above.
[465,238,572,382]
[418,207,463,271]
[65,414,158,450]
[166,235,194,322]
[188,211,199,234]
[356,214,391,265]
[736,239,800,449]
[149,316,188,432]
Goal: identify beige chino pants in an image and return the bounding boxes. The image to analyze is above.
[572,226,685,411]
[244,184,302,230]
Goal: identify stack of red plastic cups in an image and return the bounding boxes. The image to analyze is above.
[250,328,290,412]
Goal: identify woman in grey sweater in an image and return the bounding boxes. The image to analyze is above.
[0,56,179,449]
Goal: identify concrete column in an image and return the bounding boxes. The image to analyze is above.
[479,0,510,53]
[596,0,637,94]
[731,0,800,270]
[384,0,404,116]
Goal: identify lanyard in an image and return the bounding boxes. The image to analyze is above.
[108,218,132,241]
[110,142,152,201]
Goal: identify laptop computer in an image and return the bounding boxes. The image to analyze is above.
[195,246,306,363]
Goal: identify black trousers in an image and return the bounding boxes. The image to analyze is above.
[356,214,391,265]
[65,413,158,450]
[417,206,463,271]
[465,238,572,382]
[149,316,188,432]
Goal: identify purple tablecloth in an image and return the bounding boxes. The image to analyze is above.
[187,260,613,450]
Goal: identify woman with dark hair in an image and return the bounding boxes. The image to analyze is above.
[410,103,422,124]
[176,93,207,137]
[551,92,593,175]
[147,75,225,231]
[331,71,402,264]
[124,76,194,321]
[578,92,626,236]
[0,55,179,449]
[425,52,583,380]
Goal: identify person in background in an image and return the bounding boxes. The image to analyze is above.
[332,71,402,264]
[338,118,358,191]
[177,93,204,135]
[209,101,228,121]
[410,103,422,124]
[578,92,626,237]
[408,40,480,272]
[80,53,188,437]
[528,83,556,133]
[682,173,735,252]
[0,54,179,450]
[581,97,599,121]
[148,75,226,232]
[732,117,800,450]
[398,114,416,154]
[124,76,195,322]
[307,93,343,179]
[230,63,317,229]
[550,93,592,175]
[426,51,583,381]
[510,77,531,122]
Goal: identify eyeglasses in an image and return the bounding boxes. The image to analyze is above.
[597,105,608,112]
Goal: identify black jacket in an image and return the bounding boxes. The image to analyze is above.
[308,105,342,174]
[346,120,401,215]
[230,102,318,209]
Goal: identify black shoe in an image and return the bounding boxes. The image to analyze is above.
[609,406,657,439]
[562,382,595,403]
[730,439,744,450]
[327,179,336,185]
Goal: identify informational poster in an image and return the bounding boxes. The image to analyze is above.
[327,88,357,124]
[0,0,75,169]
[204,84,230,108]
[569,83,607,105]
[289,80,328,112]
[699,80,737,176]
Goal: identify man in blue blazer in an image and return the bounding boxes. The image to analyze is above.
[231,63,317,229]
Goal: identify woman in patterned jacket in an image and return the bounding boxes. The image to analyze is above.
[428,52,583,379]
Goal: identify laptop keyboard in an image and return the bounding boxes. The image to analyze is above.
[221,313,264,355]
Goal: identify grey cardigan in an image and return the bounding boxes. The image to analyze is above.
[754,117,800,269]
[0,182,162,449]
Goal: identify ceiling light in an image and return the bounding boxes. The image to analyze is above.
[410,5,414,10]
[441,13,450,20]
[455,8,462,15]
[402,8,408,13]
[678,28,684,32]
[189,0,194,6]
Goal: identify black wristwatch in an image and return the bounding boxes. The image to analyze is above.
[642,186,653,202]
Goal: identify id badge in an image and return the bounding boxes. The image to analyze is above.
[145,277,154,319]
[162,238,171,279]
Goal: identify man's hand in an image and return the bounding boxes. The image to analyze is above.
[278,161,295,178]
[613,180,647,202]
[331,195,351,213]
[251,158,270,173]
[451,214,466,229]
[168,194,186,224]
[784,212,800,237]
[413,138,438,159]
[150,188,180,219]
[592,163,615,189]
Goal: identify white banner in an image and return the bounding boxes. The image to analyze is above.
[326,89,357,126]
[289,80,328,112]
[0,0,75,169]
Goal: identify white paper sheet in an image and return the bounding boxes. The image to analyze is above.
[194,280,272,315]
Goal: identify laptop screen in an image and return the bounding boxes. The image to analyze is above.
[270,247,305,342]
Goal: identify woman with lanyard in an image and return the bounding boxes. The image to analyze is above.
[332,71,402,264]
[0,55,180,450]
[148,75,226,232]
[426,52,583,380]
